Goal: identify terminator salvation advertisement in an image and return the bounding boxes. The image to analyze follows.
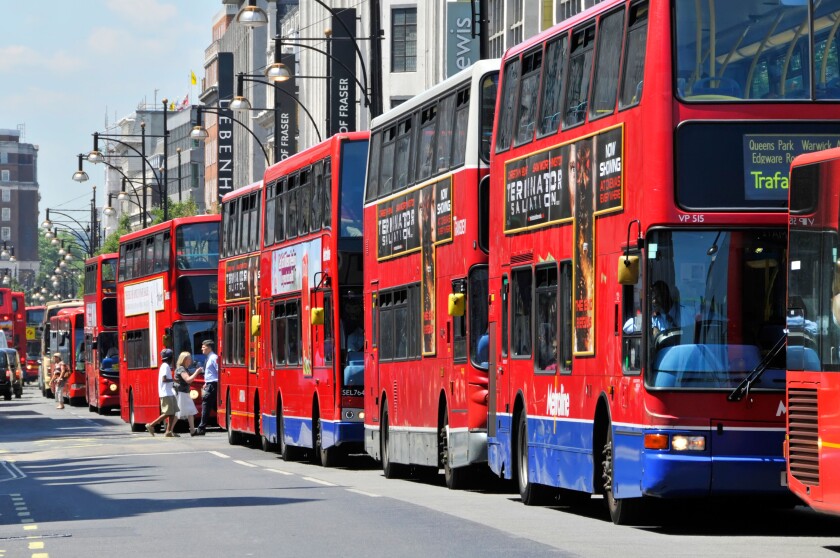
[504,125,623,356]
[377,177,453,260]
[376,176,453,355]
[224,255,259,302]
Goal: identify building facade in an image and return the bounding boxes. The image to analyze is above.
[0,128,39,287]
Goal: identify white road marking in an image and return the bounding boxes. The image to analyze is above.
[301,476,337,487]
[233,460,257,468]
[208,451,229,459]
[346,488,381,498]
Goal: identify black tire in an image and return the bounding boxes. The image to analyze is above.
[129,392,145,432]
[442,410,468,489]
[278,401,297,461]
[516,412,554,505]
[226,393,242,445]
[313,412,337,467]
[602,422,646,525]
[381,409,405,479]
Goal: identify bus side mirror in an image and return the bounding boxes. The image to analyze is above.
[311,307,324,326]
[250,314,261,336]
[618,255,639,285]
[448,293,465,317]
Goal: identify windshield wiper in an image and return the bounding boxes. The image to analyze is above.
[728,335,786,402]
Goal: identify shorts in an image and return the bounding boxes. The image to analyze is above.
[160,395,179,416]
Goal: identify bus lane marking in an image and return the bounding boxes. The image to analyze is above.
[233,460,257,468]
[265,469,293,476]
[208,451,230,459]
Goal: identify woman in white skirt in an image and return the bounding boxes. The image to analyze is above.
[174,351,201,436]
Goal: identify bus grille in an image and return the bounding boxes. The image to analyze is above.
[788,387,819,486]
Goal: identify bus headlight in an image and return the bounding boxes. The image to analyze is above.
[671,435,705,451]
[190,389,199,400]
[109,383,118,392]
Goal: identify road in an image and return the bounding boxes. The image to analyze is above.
[1,386,839,558]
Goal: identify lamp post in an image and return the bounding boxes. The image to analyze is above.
[238,0,383,118]
[41,208,96,257]
[232,71,323,152]
[176,147,182,202]
[191,105,271,164]
[87,102,169,228]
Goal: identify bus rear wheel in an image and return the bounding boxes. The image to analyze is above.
[278,402,297,461]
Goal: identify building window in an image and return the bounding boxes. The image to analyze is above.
[1,208,9,221]
[1,228,10,241]
[0,189,8,202]
[0,170,8,182]
[510,0,524,47]
[392,8,417,72]
[488,0,504,58]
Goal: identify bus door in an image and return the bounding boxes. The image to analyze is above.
[369,288,380,422]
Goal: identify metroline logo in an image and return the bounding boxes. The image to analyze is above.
[546,385,570,418]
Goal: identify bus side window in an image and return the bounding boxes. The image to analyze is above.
[621,266,643,374]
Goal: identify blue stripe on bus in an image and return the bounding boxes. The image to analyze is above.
[489,414,786,498]
[261,413,364,450]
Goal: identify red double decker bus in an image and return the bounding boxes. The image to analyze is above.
[485,0,840,524]
[250,132,368,465]
[48,305,85,405]
[117,216,220,431]
[0,288,15,350]
[217,180,263,445]
[362,60,499,487]
[25,304,45,383]
[10,292,26,369]
[786,147,840,516]
[38,300,83,397]
[83,253,120,414]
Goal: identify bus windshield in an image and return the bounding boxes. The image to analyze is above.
[102,259,117,293]
[26,309,44,325]
[176,223,220,270]
[339,140,367,238]
[171,320,217,370]
[645,229,787,390]
[674,0,840,101]
[339,288,364,393]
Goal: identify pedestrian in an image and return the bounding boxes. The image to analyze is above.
[146,348,179,437]
[194,340,218,436]
[174,351,201,436]
[49,352,69,409]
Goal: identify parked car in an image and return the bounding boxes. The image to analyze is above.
[0,347,23,400]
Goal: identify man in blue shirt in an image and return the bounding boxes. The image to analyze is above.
[195,340,218,435]
[650,280,677,338]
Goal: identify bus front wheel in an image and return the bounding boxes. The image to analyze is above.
[516,412,554,505]
[129,392,144,432]
[441,409,468,489]
[226,393,242,446]
[602,422,646,525]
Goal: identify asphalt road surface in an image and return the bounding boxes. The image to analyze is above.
[1,386,839,558]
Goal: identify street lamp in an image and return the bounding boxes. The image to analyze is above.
[72,153,89,182]
[0,243,10,261]
[87,101,170,228]
[233,72,324,144]
[236,0,269,27]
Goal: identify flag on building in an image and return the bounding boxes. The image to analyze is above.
[191,70,197,86]
[179,93,189,111]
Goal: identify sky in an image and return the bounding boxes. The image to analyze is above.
[0,0,222,224]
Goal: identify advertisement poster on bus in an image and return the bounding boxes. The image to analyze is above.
[271,238,322,296]
[743,134,840,201]
[503,125,623,233]
[503,125,623,355]
[224,255,259,302]
[376,176,453,354]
